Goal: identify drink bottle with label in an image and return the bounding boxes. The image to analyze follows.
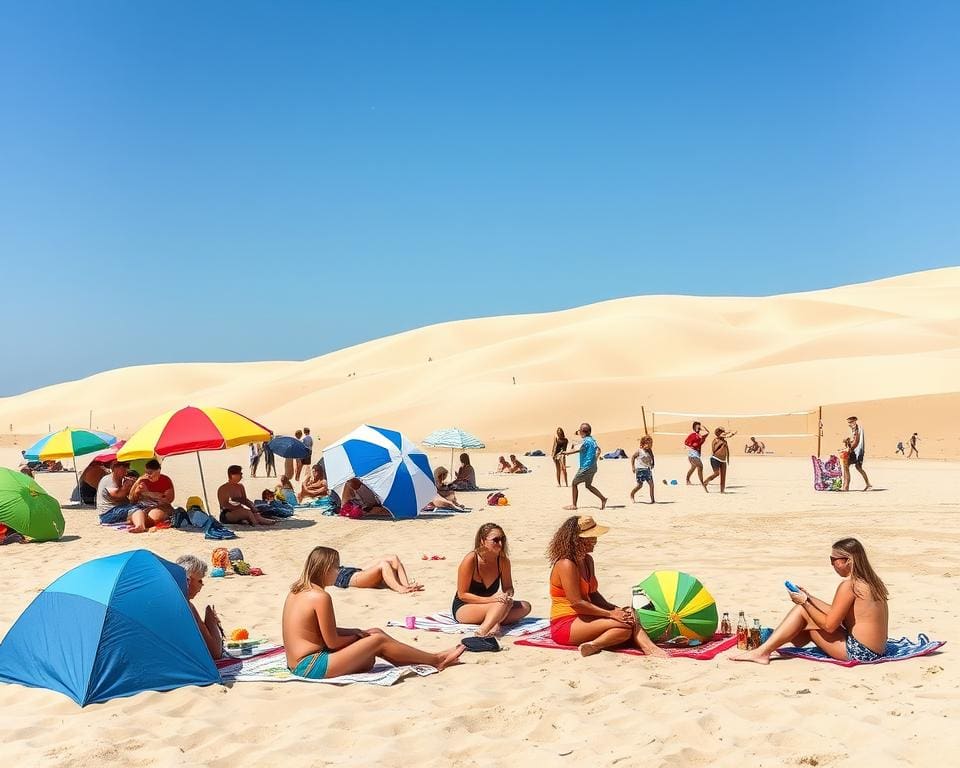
[719,612,732,636]
[748,618,761,650]
[736,611,748,650]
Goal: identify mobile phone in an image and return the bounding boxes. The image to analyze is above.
[784,580,800,593]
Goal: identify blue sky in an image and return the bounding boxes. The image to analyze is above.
[2,2,957,395]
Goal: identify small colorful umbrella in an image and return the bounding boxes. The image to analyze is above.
[634,570,718,642]
[23,428,118,505]
[0,468,65,542]
[423,427,485,474]
[117,406,272,512]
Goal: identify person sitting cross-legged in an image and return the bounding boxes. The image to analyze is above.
[217,465,276,526]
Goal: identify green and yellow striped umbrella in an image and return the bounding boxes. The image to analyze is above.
[634,570,718,642]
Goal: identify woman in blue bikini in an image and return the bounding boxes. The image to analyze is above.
[731,537,889,664]
[282,547,465,679]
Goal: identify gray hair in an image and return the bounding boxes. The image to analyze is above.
[176,554,208,578]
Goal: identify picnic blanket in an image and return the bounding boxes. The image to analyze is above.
[776,634,945,666]
[515,629,737,660]
[217,646,437,686]
[387,612,549,637]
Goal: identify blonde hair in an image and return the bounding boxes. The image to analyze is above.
[290,546,340,593]
[474,522,508,556]
[833,537,888,601]
[434,466,449,486]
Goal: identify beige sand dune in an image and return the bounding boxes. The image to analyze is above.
[1,267,958,457]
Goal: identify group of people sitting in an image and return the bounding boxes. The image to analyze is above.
[176,502,891,678]
[496,454,528,473]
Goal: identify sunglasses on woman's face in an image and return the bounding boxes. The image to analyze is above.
[830,556,849,564]
[489,536,505,544]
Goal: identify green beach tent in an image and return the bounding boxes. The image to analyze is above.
[0,468,65,542]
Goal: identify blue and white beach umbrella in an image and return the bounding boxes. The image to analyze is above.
[322,425,436,520]
[423,427,485,473]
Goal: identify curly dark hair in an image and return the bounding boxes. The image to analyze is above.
[546,516,590,564]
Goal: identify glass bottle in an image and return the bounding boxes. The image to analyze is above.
[720,612,732,637]
[736,611,748,650]
[748,618,761,650]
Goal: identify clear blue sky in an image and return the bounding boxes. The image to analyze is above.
[2,2,958,396]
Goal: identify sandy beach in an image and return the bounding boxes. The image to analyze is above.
[1,441,958,767]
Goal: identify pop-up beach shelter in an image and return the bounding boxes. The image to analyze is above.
[0,549,220,706]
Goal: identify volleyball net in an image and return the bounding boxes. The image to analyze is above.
[650,409,820,455]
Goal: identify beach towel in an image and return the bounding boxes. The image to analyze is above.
[811,454,843,491]
[217,646,437,686]
[387,612,549,637]
[775,634,945,667]
[524,450,545,457]
[515,629,737,660]
[602,449,628,459]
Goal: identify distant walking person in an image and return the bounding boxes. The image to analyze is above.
[302,427,314,467]
[249,442,263,477]
[684,421,709,490]
[908,432,919,458]
[552,427,569,487]
[293,429,305,481]
[703,428,737,494]
[629,435,656,504]
[895,441,905,456]
[561,423,607,511]
[262,441,277,477]
[846,416,872,491]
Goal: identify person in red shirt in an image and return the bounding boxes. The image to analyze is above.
[129,459,176,528]
[684,421,710,489]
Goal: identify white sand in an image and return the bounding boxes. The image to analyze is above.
[1,446,958,767]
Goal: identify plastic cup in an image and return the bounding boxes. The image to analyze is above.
[404,616,416,629]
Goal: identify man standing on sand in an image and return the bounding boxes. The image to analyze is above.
[684,421,710,489]
[293,429,305,481]
[302,427,314,469]
[561,423,607,510]
[846,416,872,491]
[908,432,919,458]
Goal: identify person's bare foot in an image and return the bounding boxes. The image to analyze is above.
[563,504,578,510]
[642,645,669,658]
[436,644,466,670]
[729,650,771,665]
[702,483,709,493]
[863,485,873,491]
[600,497,608,510]
[579,642,601,657]
[128,525,146,533]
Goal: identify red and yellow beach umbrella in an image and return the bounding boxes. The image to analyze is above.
[118,406,272,511]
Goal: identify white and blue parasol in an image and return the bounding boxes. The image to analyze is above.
[423,427,485,474]
[322,425,436,520]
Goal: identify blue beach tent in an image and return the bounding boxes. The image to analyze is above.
[0,549,220,706]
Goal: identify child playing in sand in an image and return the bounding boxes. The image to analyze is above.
[282,547,464,679]
[840,438,852,491]
[496,456,511,473]
[629,436,656,504]
[730,537,889,664]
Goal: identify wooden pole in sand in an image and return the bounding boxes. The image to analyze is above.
[816,406,823,457]
[641,406,649,436]
[196,452,211,513]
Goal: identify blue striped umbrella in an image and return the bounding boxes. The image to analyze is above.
[322,425,435,520]
[423,427,485,474]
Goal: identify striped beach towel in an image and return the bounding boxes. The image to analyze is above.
[776,634,945,666]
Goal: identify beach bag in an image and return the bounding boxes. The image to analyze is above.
[486,492,506,507]
[339,500,364,519]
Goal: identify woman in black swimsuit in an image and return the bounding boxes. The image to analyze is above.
[453,523,532,636]
[552,427,569,487]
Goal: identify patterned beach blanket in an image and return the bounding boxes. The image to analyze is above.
[387,612,549,637]
[776,634,945,667]
[217,646,437,686]
[515,629,737,660]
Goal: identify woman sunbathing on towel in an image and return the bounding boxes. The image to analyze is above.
[731,537,889,664]
[282,546,464,679]
[496,456,511,473]
[547,516,666,658]
[333,554,424,594]
[453,523,532,636]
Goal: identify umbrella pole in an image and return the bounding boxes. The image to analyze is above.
[74,463,82,506]
[196,452,211,513]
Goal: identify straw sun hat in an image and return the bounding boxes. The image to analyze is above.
[576,516,609,538]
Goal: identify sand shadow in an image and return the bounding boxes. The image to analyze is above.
[224,518,318,532]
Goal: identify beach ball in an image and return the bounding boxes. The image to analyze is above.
[633,570,718,642]
[497,497,508,506]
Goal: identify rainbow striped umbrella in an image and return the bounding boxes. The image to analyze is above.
[117,406,272,511]
[634,570,718,642]
[23,428,118,505]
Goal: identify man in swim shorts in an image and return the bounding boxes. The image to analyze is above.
[846,417,872,491]
[217,466,276,526]
[561,423,607,510]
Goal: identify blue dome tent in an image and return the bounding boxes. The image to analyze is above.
[0,549,220,706]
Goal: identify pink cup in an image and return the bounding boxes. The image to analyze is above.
[404,616,416,629]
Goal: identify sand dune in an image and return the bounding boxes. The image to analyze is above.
[1,267,958,457]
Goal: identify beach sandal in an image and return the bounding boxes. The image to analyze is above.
[430,555,446,560]
[462,636,501,653]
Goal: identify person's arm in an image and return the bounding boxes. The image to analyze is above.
[128,477,146,502]
[456,554,500,604]
[108,478,134,501]
[500,557,515,598]
[313,591,360,650]
[851,427,861,451]
[190,603,222,660]
[551,438,558,457]
[793,581,856,633]
[554,559,630,622]
[630,451,639,472]
[159,481,175,505]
